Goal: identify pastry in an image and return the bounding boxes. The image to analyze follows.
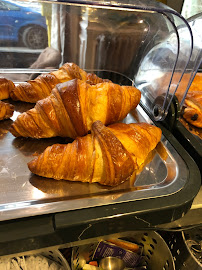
[0,77,15,100]
[182,90,202,128]
[188,72,202,92]
[9,79,141,139]
[0,101,14,121]
[28,121,162,186]
[9,62,110,103]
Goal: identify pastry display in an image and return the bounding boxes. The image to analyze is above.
[9,62,110,103]
[0,77,15,100]
[0,62,164,189]
[175,72,202,131]
[0,100,14,121]
[28,120,162,186]
[9,78,141,139]
[177,72,202,128]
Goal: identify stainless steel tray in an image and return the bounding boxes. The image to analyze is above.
[0,100,189,222]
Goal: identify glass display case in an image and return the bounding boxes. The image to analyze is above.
[170,12,202,175]
[0,0,201,269]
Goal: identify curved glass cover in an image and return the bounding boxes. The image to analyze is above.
[0,0,195,119]
[176,12,202,108]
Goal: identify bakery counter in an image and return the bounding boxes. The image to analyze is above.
[0,98,200,257]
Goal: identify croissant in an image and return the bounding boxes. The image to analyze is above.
[9,62,110,103]
[28,121,162,186]
[9,79,141,139]
[0,101,14,121]
[0,77,15,100]
[182,91,202,128]
[188,72,202,92]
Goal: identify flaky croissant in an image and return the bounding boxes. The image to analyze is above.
[0,101,14,121]
[182,91,202,128]
[9,79,141,139]
[28,121,162,186]
[9,62,109,103]
[0,77,15,100]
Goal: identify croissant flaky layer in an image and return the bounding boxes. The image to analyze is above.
[9,62,110,103]
[9,79,141,139]
[0,77,15,100]
[28,121,162,186]
[0,101,14,121]
[182,91,202,128]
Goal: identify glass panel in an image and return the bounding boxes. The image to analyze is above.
[0,0,194,119]
[177,12,202,108]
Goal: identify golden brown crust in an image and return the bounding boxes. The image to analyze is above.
[0,77,15,100]
[9,62,111,103]
[188,73,202,92]
[0,101,14,121]
[179,117,202,139]
[174,72,202,128]
[9,79,141,139]
[182,91,202,128]
[57,79,87,136]
[86,73,110,85]
[28,121,162,186]
[92,121,135,186]
[108,122,162,168]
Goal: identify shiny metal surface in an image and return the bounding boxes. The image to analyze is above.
[99,257,125,270]
[0,102,188,221]
[164,228,202,270]
[72,231,175,270]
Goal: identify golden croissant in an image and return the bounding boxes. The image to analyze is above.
[28,121,162,186]
[9,62,110,103]
[182,91,202,128]
[187,72,202,92]
[0,77,15,100]
[9,79,141,139]
[0,101,14,121]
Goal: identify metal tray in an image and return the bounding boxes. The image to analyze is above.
[172,119,202,177]
[0,99,193,221]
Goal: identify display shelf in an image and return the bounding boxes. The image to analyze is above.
[0,121,200,257]
[0,0,201,261]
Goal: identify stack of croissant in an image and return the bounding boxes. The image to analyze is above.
[0,62,162,186]
[0,77,15,120]
[0,62,108,120]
